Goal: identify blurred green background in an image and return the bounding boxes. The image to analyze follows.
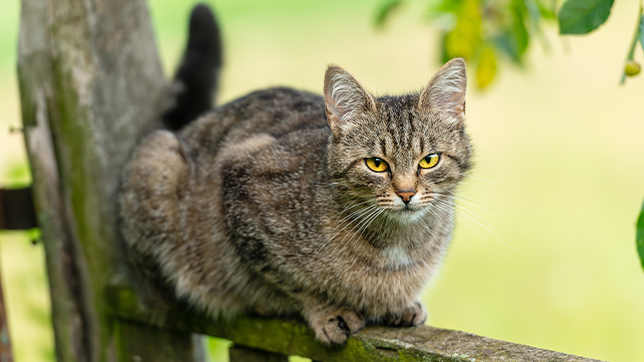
[1,0,644,361]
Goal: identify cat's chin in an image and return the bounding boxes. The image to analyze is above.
[388,207,427,224]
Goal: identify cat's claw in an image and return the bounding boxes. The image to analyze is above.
[383,301,427,327]
[310,309,365,345]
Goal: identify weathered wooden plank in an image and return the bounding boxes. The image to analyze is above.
[113,321,200,362]
[17,0,204,360]
[107,283,604,362]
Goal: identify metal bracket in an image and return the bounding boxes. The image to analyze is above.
[0,187,38,230]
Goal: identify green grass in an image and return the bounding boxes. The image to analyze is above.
[1,0,644,361]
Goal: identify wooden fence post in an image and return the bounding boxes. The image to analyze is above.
[17,0,203,360]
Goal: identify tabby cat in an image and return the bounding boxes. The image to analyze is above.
[119,4,472,345]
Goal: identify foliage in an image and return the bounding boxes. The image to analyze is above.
[558,0,643,84]
[375,0,644,87]
[375,0,555,89]
[638,199,644,271]
[375,0,404,27]
[640,14,644,49]
[620,4,644,82]
[550,0,644,268]
[557,0,613,34]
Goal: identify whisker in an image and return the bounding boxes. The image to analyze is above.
[425,202,468,248]
[434,197,517,256]
[436,193,495,215]
[312,200,378,258]
[444,200,510,241]
[332,205,383,259]
[433,199,497,260]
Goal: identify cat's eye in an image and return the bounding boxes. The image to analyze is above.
[365,157,389,172]
[419,153,440,169]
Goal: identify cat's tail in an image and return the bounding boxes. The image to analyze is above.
[162,4,223,131]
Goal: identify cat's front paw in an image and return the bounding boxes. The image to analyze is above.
[308,308,365,345]
[383,301,427,327]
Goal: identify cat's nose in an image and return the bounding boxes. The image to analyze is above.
[396,190,416,203]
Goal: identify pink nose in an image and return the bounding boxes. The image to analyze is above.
[396,191,415,203]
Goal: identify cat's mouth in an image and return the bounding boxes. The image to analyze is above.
[387,206,426,224]
[390,204,424,217]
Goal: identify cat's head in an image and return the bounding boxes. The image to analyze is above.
[324,59,472,223]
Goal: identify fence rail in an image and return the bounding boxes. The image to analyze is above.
[106,282,603,362]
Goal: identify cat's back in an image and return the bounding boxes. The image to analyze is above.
[180,87,330,154]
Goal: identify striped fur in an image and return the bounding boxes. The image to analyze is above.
[120,59,472,345]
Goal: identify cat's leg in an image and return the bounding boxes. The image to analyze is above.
[298,297,365,345]
[382,301,427,327]
[120,130,191,256]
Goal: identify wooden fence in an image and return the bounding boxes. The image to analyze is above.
[12,0,603,360]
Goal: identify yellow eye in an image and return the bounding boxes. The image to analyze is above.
[419,153,440,169]
[365,157,389,172]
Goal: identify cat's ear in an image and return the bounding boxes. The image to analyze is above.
[324,65,377,136]
[419,58,467,122]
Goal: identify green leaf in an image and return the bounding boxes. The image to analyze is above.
[493,23,531,66]
[375,0,404,27]
[440,33,451,64]
[511,0,530,55]
[558,0,614,35]
[494,34,523,65]
[425,0,465,17]
[525,0,543,28]
[476,45,497,88]
[537,0,557,20]
[637,198,644,271]
[423,0,464,33]
[444,0,482,60]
